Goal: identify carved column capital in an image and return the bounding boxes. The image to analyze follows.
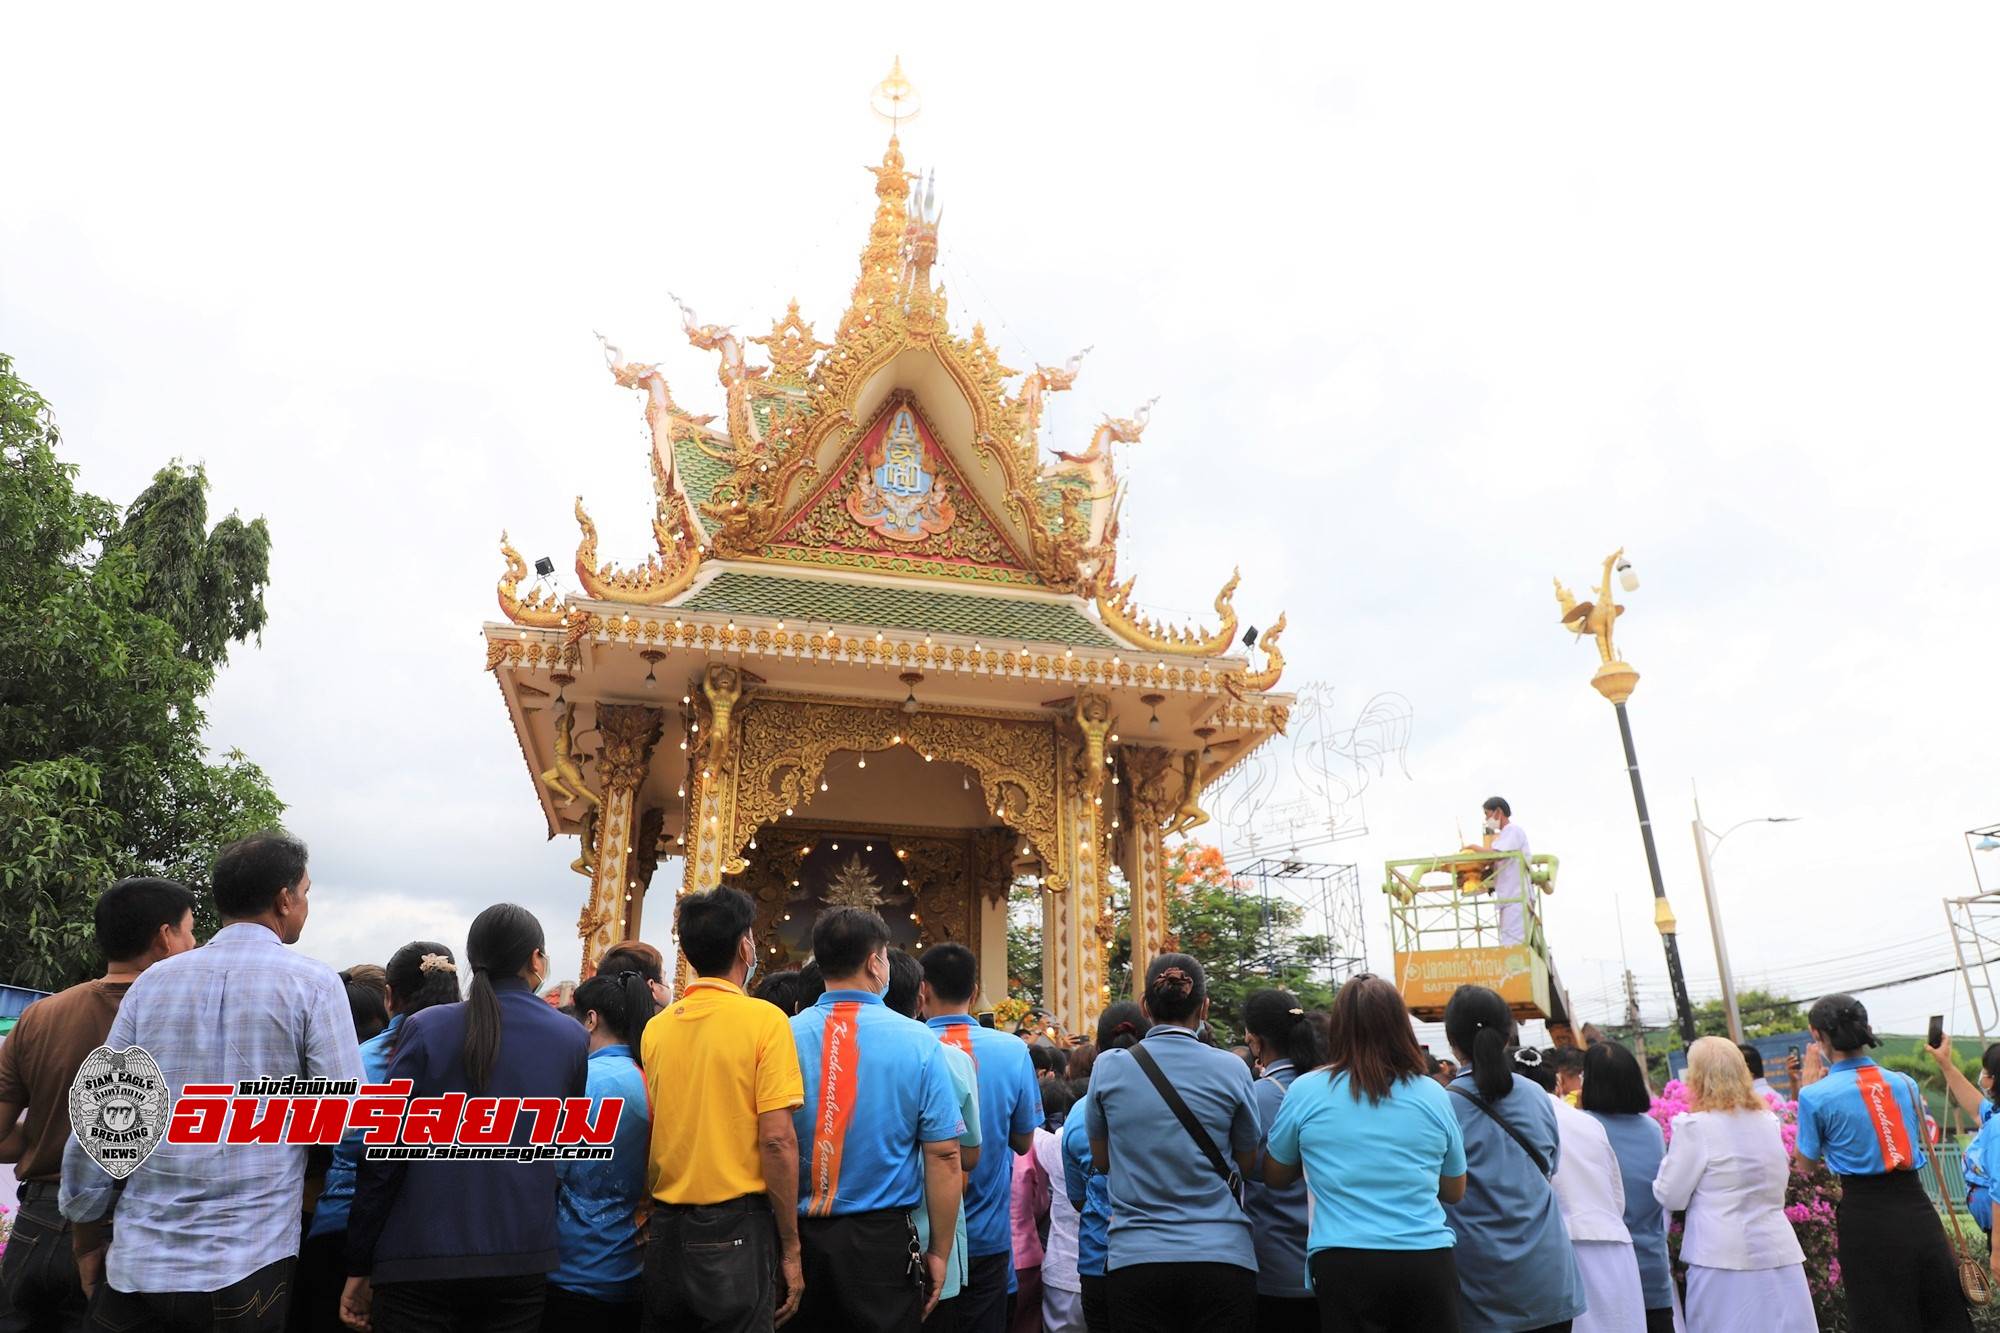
[597,704,664,791]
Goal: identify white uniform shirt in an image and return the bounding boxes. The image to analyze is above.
[1652,1109,1806,1270]
[1549,1094,1633,1243]
[1491,822,1530,900]
[1034,1125,1082,1293]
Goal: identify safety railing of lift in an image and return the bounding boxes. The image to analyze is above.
[1382,851,1562,960]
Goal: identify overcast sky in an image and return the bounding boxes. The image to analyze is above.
[5,5,1996,1038]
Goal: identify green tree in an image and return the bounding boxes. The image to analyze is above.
[1107,842,1336,1046]
[0,353,283,987]
[1692,989,1808,1040]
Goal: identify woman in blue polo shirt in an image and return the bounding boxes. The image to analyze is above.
[1241,987,1324,1332]
[1263,975,1466,1333]
[1064,1001,1148,1333]
[1438,985,1582,1333]
[1087,955,1261,1332]
[1795,993,1972,1332]
[545,969,655,1331]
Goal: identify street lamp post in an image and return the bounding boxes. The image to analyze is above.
[1691,792,1801,1045]
[1555,549,1698,1047]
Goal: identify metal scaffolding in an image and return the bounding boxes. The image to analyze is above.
[1235,857,1369,991]
[1945,821,2000,1040]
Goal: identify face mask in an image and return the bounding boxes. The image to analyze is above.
[745,952,759,988]
[1483,817,1500,834]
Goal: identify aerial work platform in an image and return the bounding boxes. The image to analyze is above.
[1384,847,1577,1043]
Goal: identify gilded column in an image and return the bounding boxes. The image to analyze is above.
[1123,747,1181,987]
[681,665,747,896]
[581,703,662,975]
[624,807,665,940]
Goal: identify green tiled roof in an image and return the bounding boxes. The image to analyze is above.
[678,570,1118,647]
[674,439,731,511]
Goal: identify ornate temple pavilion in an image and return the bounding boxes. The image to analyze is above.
[483,124,1294,1032]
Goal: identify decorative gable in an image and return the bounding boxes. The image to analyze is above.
[757,391,1043,587]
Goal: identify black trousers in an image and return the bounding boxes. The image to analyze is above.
[545,1283,640,1332]
[921,1296,958,1333]
[371,1274,543,1333]
[1106,1262,1256,1333]
[642,1194,777,1333]
[87,1257,294,1333]
[1078,1276,1108,1333]
[958,1254,1009,1333]
[794,1210,922,1333]
[1307,1248,1460,1333]
[1644,1309,1675,1333]
[1253,1294,1318,1333]
[288,1231,346,1333]
[1837,1171,1973,1333]
[0,1184,86,1333]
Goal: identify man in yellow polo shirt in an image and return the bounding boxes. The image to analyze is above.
[641,887,806,1330]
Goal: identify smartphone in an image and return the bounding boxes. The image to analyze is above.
[1929,1014,1945,1049]
[1787,1044,1802,1065]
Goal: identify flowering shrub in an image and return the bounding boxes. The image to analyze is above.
[1650,1079,1845,1322]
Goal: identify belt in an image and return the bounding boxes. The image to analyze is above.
[654,1192,772,1214]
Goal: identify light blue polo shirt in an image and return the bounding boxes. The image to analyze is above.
[1061,1091,1110,1278]
[1796,1056,1930,1176]
[1587,1111,1673,1311]
[1444,1072,1583,1333]
[912,1038,980,1299]
[790,990,963,1216]
[1966,1102,1997,1232]
[551,1044,652,1300]
[1266,1069,1465,1263]
[1086,1026,1261,1273]
[927,1015,1043,1261]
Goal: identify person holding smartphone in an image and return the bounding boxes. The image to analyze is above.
[1795,993,1971,1331]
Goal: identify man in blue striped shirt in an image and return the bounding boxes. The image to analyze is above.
[60,831,363,1332]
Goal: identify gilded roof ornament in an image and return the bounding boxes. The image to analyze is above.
[1011,348,1089,454]
[572,494,702,605]
[497,532,567,628]
[751,300,831,386]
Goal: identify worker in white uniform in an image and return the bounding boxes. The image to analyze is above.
[1483,796,1531,945]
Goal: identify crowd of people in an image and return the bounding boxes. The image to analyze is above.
[0,830,1983,1332]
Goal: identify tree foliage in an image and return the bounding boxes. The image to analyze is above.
[0,353,283,988]
[1107,842,1337,1046]
[1692,988,1808,1040]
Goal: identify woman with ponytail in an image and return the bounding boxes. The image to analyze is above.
[299,943,461,1331]
[1240,988,1323,1332]
[1061,1001,1149,1333]
[342,905,588,1333]
[1438,985,1582,1333]
[1086,954,1262,1331]
[1795,993,1973,1331]
[1263,975,1465,1332]
[544,970,656,1331]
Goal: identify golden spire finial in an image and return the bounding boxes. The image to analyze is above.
[869,56,921,132]
[841,62,920,343]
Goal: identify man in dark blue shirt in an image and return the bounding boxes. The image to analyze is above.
[919,943,1042,1333]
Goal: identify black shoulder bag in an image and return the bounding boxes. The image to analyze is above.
[1448,1084,1552,1177]
[1128,1044,1246,1208]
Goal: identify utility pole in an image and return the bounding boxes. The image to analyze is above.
[1692,788,1742,1045]
[1624,969,1649,1070]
